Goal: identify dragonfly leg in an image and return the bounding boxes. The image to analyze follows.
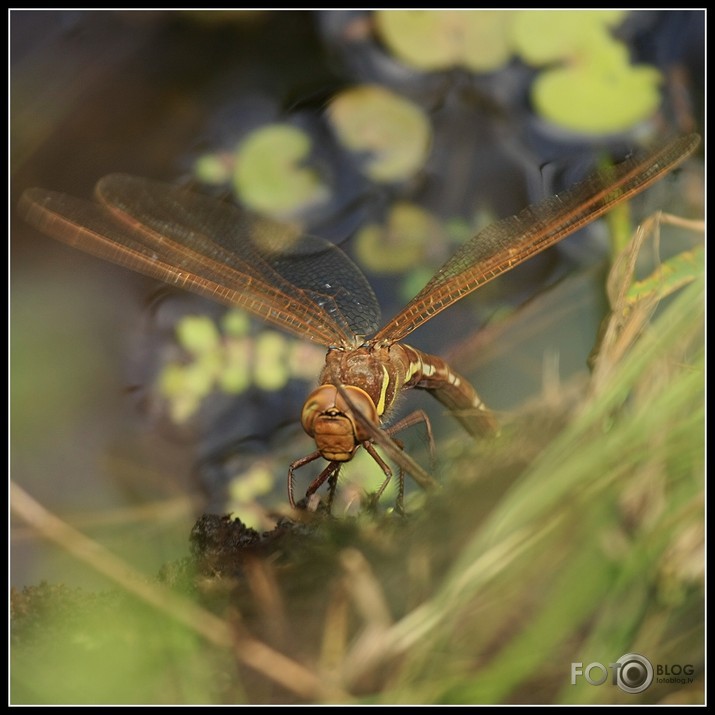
[287,450,323,509]
[386,409,436,471]
[363,442,400,512]
[384,409,435,512]
[326,466,341,512]
[305,461,342,509]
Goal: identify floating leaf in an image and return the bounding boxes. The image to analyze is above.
[176,315,221,355]
[233,123,330,217]
[226,462,278,529]
[193,152,233,185]
[512,10,626,65]
[375,10,512,72]
[327,85,431,183]
[444,216,475,245]
[531,48,662,134]
[221,309,251,338]
[512,11,661,134]
[399,265,435,305]
[354,202,446,273]
[219,338,251,394]
[159,361,215,423]
[185,357,221,395]
[253,331,289,391]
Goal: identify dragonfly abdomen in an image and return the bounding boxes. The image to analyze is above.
[399,344,499,438]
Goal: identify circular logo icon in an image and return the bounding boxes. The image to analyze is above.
[616,653,654,694]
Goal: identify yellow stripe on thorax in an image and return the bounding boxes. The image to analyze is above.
[376,364,390,415]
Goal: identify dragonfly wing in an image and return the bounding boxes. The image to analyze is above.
[20,175,382,347]
[372,133,700,345]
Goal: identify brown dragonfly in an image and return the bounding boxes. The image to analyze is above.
[19,133,700,510]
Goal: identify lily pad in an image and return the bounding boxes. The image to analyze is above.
[229,463,275,504]
[327,85,431,183]
[253,331,290,391]
[531,45,662,134]
[512,10,626,65]
[375,10,512,72]
[354,202,446,273]
[233,123,330,217]
[159,359,217,424]
[219,338,251,394]
[512,11,661,134]
[221,309,251,338]
[193,151,233,185]
[176,315,221,355]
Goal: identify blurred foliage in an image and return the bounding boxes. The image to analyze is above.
[372,10,662,134]
[10,273,117,448]
[11,584,234,704]
[626,245,703,306]
[226,461,277,529]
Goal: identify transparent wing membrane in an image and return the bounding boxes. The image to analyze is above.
[372,134,700,344]
[21,175,382,347]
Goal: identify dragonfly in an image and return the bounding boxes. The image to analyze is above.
[19,133,700,510]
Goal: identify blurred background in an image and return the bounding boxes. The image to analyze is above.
[10,11,704,589]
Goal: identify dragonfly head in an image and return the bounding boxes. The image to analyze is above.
[301,384,379,462]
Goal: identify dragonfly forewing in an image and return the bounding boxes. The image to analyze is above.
[21,175,382,347]
[372,133,700,345]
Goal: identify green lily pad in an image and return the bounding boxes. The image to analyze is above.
[221,309,251,338]
[159,359,218,424]
[233,123,330,217]
[512,10,627,65]
[176,315,221,355]
[219,338,251,394]
[193,151,233,185]
[375,10,512,72]
[512,11,660,133]
[327,85,431,183]
[531,46,662,134]
[354,202,446,273]
[253,331,289,391]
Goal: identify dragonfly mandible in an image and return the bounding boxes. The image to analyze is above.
[19,133,700,510]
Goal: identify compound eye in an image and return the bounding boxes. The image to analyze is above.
[338,386,379,442]
[301,385,337,437]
